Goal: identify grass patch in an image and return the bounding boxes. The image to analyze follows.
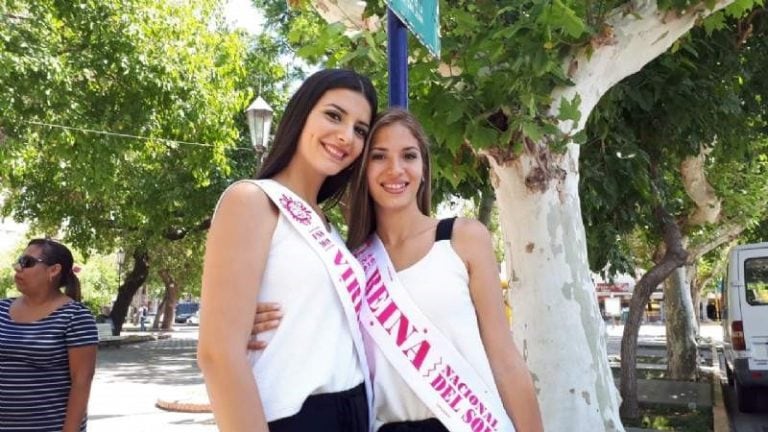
[622,404,712,432]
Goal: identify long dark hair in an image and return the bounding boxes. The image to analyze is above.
[346,108,433,250]
[257,69,378,206]
[28,238,81,302]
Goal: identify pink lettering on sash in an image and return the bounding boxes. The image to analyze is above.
[356,238,512,432]
[427,365,500,431]
[402,338,431,370]
[376,302,398,324]
[364,268,432,370]
[332,249,363,315]
[366,270,388,310]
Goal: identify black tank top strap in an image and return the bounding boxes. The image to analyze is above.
[435,217,457,242]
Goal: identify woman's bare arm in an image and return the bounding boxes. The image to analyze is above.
[197,182,278,432]
[453,218,543,432]
[62,345,97,432]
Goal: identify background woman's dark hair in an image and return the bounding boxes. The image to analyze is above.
[28,238,81,302]
[257,68,378,206]
[346,108,432,250]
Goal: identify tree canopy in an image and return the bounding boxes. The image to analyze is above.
[0,0,295,255]
[583,15,768,278]
[0,0,298,328]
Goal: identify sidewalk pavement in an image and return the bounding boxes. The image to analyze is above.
[88,324,725,431]
[89,328,215,432]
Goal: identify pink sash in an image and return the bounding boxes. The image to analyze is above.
[254,180,373,429]
[355,235,515,432]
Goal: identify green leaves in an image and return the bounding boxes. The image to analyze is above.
[724,0,762,17]
[582,14,768,274]
[468,124,500,150]
[557,94,582,123]
[537,0,588,39]
[0,0,290,262]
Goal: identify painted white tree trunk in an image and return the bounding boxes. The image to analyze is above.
[488,144,624,431]
[483,0,738,426]
[490,1,737,428]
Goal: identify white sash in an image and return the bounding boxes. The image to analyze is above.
[355,236,515,432]
[253,179,373,428]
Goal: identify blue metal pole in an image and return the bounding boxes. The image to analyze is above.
[387,8,408,109]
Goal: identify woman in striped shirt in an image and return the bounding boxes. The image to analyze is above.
[0,238,98,432]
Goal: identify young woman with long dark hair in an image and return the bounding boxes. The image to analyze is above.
[198,69,378,432]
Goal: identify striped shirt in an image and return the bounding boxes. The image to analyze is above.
[0,298,98,431]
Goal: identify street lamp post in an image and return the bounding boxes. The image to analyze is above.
[116,249,125,288]
[245,96,274,161]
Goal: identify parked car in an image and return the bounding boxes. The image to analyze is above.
[175,302,200,324]
[721,242,768,413]
[186,311,200,326]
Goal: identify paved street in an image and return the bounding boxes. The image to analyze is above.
[717,351,768,431]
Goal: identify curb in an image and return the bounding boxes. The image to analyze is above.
[711,345,730,432]
[97,333,171,349]
[156,399,212,413]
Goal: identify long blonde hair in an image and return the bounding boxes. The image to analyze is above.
[346,108,432,250]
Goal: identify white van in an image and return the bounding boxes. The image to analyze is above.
[722,242,768,412]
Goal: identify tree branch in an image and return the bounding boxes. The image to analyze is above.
[687,223,745,263]
[301,0,377,34]
[2,13,31,20]
[680,147,722,226]
[163,217,211,241]
[697,243,733,292]
[551,0,736,133]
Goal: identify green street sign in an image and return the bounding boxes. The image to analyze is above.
[387,0,440,58]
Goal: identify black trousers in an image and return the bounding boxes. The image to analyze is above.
[268,383,368,432]
[378,418,449,432]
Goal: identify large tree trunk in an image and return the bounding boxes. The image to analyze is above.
[152,298,164,330]
[546,0,735,425]
[109,250,150,334]
[664,266,698,381]
[488,144,623,431]
[158,269,179,330]
[620,205,688,418]
[476,184,495,227]
[690,263,702,327]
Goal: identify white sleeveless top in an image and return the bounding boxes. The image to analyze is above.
[372,239,504,429]
[214,181,364,421]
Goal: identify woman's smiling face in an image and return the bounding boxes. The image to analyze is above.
[294,88,372,177]
[366,123,424,212]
